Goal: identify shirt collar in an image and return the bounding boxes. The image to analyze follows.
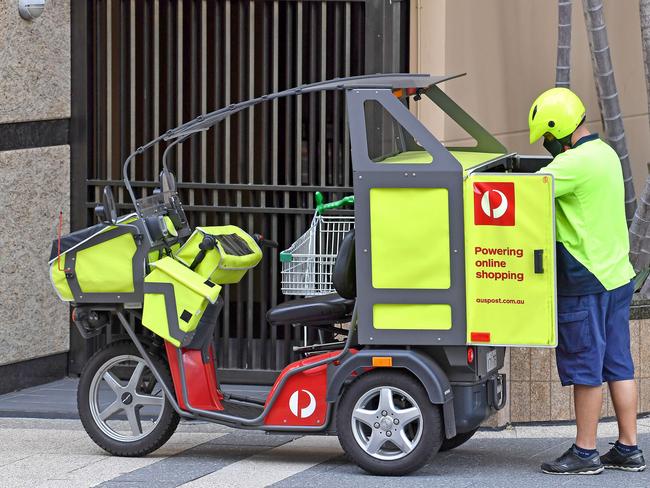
[573,133,599,148]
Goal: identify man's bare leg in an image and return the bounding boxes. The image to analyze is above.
[541,385,604,474]
[574,385,603,449]
[608,379,638,446]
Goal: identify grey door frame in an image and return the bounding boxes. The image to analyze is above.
[347,87,468,345]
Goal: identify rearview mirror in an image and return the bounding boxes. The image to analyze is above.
[160,168,177,193]
[94,186,118,225]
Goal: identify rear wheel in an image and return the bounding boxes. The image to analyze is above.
[439,428,478,451]
[78,341,180,456]
[336,370,443,475]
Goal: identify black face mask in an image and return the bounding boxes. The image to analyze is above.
[543,136,564,157]
[558,134,573,148]
[543,134,574,157]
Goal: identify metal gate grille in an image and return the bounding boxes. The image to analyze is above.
[70,0,408,380]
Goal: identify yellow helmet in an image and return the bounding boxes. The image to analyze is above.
[528,87,586,144]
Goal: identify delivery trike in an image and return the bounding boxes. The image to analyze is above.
[49,73,556,475]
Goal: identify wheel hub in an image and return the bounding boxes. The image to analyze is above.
[350,385,424,461]
[88,354,165,443]
[379,416,394,431]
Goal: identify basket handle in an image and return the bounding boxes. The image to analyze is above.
[315,191,355,215]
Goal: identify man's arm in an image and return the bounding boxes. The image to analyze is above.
[536,153,581,197]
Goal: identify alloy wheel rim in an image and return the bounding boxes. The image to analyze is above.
[350,385,423,461]
[89,354,165,442]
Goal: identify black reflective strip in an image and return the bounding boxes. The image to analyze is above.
[143,282,192,346]
[213,233,254,256]
[63,225,147,304]
[0,119,70,151]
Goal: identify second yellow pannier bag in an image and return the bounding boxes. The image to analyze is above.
[142,257,222,347]
[174,225,262,284]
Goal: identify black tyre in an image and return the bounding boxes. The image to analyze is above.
[439,428,478,452]
[336,370,443,475]
[78,340,180,456]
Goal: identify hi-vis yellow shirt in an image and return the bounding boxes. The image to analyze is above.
[539,135,635,295]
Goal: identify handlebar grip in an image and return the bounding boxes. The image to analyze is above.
[198,235,216,251]
[189,249,207,270]
[253,233,278,249]
[190,235,215,270]
[314,192,355,215]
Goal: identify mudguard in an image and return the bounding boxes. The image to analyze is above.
[326,348,457,438]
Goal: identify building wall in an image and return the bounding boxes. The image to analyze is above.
[0,0,70,374]
[410,0,650,425]
[410,0,650,194]
[483,311,650,428]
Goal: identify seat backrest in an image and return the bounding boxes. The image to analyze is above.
[332,229,356,299]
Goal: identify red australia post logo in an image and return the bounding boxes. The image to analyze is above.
[473,182,515,226]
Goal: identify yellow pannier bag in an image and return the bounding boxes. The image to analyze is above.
[142,256,222,347]
[49,224,140,302]
[174,225,262,284]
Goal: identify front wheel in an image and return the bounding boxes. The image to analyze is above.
[336,370,443,476]
[78,340,180,456]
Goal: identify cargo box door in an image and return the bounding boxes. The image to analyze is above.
[464,173,556,346]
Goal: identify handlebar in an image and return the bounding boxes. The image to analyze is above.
[253,233,278,249]
[314,191,355,215]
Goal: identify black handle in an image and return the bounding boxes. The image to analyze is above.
[489,373,507,411]
[534,249,544,274]
[190,235,216,270]
[253,233,278,249]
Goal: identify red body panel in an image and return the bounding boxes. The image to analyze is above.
[264,350,356,427]
[165,341,224,411]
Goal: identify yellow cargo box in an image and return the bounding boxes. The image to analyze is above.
[348,79,557,347]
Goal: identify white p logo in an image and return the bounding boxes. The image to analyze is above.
[480,190,509,219]
[288,389,316,418]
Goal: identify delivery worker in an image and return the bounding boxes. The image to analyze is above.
[528,87,645,475]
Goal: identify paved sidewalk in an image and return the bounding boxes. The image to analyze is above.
[2,380,650,487]
[1,417,649,488]
[0,378,270,419]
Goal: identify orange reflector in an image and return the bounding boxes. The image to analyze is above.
[392,87,418,99]
[372,356,393,367]
[470,332,491,343]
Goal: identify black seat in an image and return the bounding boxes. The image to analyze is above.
[331,229,356,299]
[266,293,354,326]
[266,229,356,327]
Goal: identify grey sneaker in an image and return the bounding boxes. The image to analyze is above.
[541,445,604,475]
[601,443,646,472]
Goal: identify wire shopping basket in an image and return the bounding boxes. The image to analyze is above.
[280,193,354,296]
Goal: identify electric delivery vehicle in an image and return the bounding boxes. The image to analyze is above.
[49,73,557,475]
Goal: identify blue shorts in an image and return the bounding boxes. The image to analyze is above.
[556,280,635,387]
